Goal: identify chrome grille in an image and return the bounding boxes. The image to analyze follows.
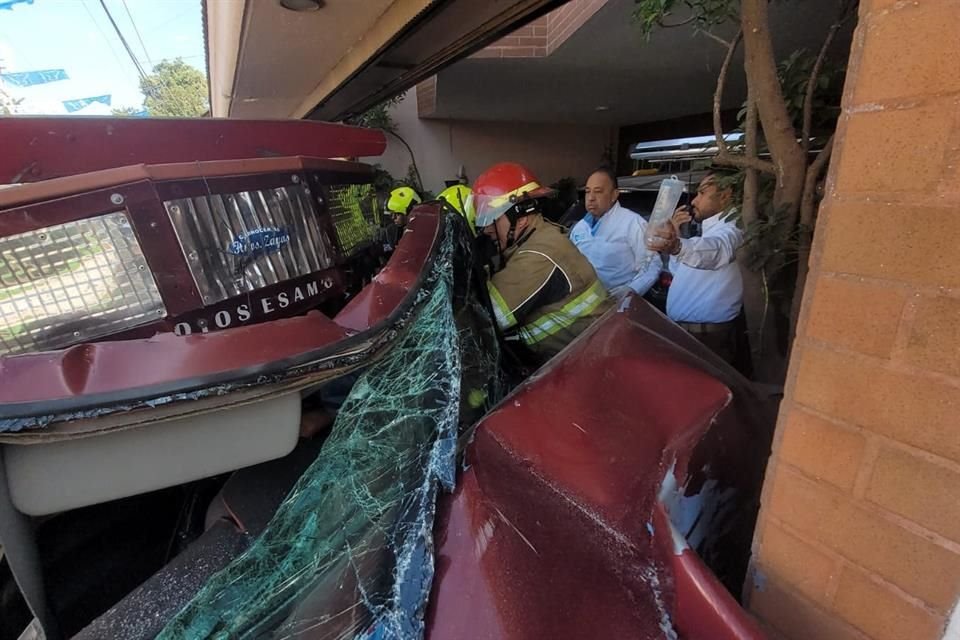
[165,183,336,305]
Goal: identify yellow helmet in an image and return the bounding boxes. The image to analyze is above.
[386,186,422,216]
[437,184,475,235]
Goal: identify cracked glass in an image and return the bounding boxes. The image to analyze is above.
[156,215,502,640]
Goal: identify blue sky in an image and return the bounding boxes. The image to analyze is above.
[0,0,205,113]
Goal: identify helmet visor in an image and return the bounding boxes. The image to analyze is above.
[472,182,555,229]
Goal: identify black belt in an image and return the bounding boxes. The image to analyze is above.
[678,320,736,334]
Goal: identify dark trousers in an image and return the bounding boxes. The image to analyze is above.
[679,313,753,378]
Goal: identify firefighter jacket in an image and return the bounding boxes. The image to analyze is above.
[487,215,611,362]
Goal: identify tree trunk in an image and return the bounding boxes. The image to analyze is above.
[739,0,809,383]
[738,88,785,383]
[789,136,835,343]
[740,0,807,180]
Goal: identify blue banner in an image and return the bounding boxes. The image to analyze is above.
[62,95,112,113]
[1,68,68,87]
[0,0,35,11]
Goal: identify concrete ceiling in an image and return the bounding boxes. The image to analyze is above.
[212,0,396,118]
[208,0,570,120]
[428,0,854,125]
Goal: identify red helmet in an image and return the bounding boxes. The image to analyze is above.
[470,162,555,228]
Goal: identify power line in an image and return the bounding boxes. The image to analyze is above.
[120,0,153,70]
[80,0,132,85]
[97,0,147,81]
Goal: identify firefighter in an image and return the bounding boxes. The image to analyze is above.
[381,185,422,254]
[471,162,611,364]
[437,184,476,235]
[386,186,422,226]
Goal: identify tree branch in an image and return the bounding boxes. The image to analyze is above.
[713,29,742,157]
[701,30,734,48]
[741,84,760,227]
[715,151,777,175]
[658,13,697,29]
[790,133,835,346]
[709,27,776,176]
[802,22,840,153]
[387,130,424,192]
[740,0,806,184]
[799,134,834,228]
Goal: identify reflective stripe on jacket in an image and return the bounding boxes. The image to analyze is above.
[487,215,611,361]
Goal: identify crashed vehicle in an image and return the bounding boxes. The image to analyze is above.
[0,117,773,640]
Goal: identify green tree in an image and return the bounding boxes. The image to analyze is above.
[140,58,209,117]
[110,106,142,117]
[346,93,426,195]
[0,86,21,115]
[634,0,856,382]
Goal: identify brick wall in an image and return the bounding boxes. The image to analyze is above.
[746,1,960,639]
[416,76,436,117]
[544,0,607,54]
[470,16,548,59]
[470,0,609,59]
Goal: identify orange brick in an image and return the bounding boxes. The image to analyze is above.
[793,347,960,463]
[833,103,953,194]
[517,36,545,47]
[754,521,839,604]
[766,467,960,611]
[749,576,868,640]
[833,567,945,640]
[853,2,960,104]
[805,276,907,358]
[904,295,960,377]
[860,0,899,14]
[865,447,960,543]
[778,409,867,491]
[819,201,960,288]
[500,47,538,58]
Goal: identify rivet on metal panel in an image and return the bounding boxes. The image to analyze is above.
[72,331,81,338]
[188,251,198,260]
[169,205,181,215]
[110,193,125,205]
[291,175,300,184]
[138,265,145,271]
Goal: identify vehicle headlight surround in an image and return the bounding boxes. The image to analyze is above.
[0,211,166,356]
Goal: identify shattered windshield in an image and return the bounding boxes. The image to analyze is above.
[156,216,502,639]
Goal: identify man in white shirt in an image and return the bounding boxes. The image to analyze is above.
[569,167,662,299]
[649,172,746,369]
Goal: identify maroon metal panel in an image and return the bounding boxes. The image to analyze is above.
[0,118,387,184]
[335,208,441,332]
[427,298,770,640]
[0,212,440,407]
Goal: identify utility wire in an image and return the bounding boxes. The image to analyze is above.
[98,0,148,81]
[80,0,132,84]
[120,0,153,69]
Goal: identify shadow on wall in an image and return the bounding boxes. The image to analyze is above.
[361,92,617,194]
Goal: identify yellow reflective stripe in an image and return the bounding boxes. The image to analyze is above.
[487,282,517,330]
[485,181,542,210]
[518,280,606,345]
